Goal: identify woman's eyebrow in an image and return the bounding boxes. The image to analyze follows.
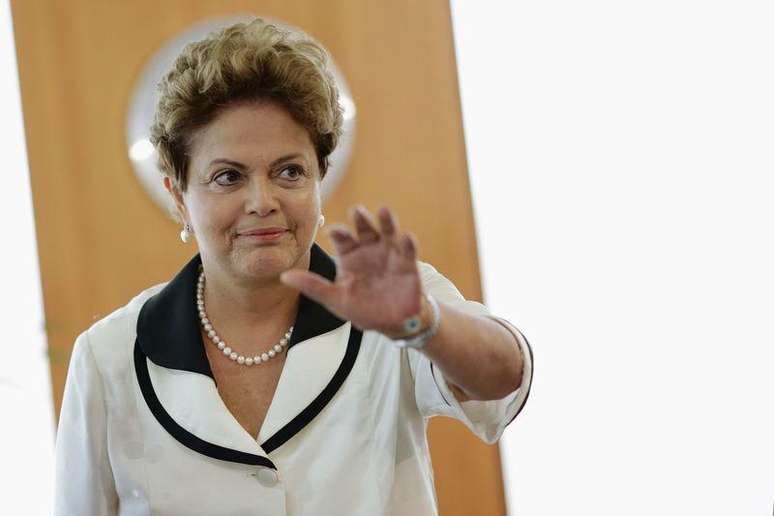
[207,154,306,169]
[270,153,306,167]
[207,158,246,169]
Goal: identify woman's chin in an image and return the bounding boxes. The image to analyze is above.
[232,246,299,281]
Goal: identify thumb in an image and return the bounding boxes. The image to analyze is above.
[280,270,338,307]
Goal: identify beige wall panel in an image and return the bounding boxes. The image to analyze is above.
[12,1,506,514]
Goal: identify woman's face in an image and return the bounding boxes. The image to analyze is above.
[170,101,322,283]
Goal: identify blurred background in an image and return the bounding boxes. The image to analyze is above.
[1,0,772,514]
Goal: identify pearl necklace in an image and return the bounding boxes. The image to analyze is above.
[196,271,293,366]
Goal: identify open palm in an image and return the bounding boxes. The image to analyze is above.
[281,206,423,335]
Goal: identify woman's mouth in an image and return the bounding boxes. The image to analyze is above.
[238,228,288,242]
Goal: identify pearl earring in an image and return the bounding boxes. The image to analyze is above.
[180,223,191,243]
[319,215,325,227]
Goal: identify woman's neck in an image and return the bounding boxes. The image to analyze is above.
[207,274,298,322]
[199,261,306,349]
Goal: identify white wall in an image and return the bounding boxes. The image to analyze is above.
[451,1,774,515]
[0,1,55,514]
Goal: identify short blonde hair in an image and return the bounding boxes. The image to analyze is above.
[150,18,343,190]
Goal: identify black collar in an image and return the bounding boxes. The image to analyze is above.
[136,244,344,378]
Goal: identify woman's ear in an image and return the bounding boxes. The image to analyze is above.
[163,176,188,223]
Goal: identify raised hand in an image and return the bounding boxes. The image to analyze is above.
[280,206,424,336]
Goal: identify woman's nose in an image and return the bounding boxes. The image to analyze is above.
[244,178,279,216]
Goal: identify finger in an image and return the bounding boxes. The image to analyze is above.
[377,206,398,239]
[351,205,380,244]
[327,224,359,255]
[280,270,338,307]
[399,233,418,261]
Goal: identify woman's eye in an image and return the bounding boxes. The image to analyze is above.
[278,166,304,181]
[213,169,242,186]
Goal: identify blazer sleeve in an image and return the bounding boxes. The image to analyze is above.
[54,331,119,516]
[407,262,534,444]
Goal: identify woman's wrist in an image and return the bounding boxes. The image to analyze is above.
[382,294,441,348]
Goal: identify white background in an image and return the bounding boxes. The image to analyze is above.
[0,0,55,514]
[451,1,773,515]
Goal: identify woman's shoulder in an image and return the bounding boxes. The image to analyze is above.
[78,282,168,367]
[416,260,489,317]
[416,260,447,287]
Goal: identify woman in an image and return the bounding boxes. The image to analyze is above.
[54,18,533,516]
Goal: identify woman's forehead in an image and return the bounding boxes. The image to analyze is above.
[191,102,315,164]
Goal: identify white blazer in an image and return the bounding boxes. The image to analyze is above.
[54,245,533,516]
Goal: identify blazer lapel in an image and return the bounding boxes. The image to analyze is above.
[258,322,351,443]
[145,359,264,456]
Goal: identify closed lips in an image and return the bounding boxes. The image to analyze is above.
[239,228,287,236]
